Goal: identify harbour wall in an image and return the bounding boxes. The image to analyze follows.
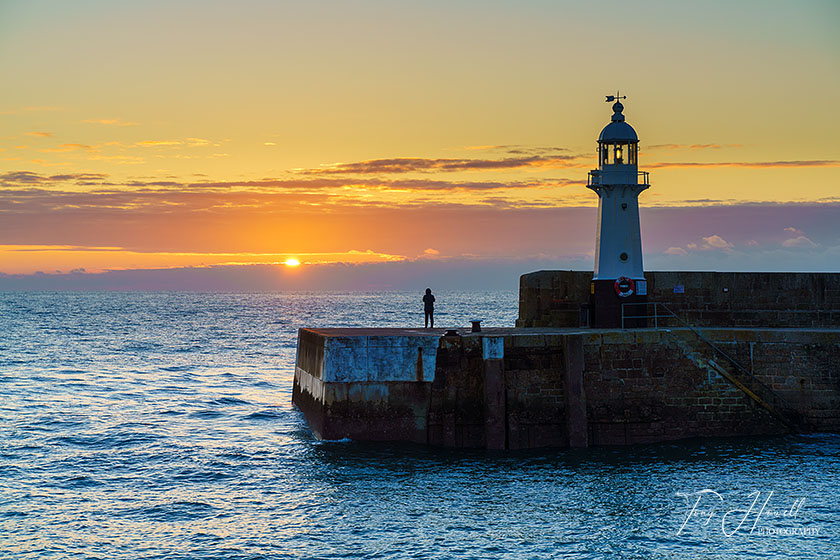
[517,271,840,328]
[292,327,840,448]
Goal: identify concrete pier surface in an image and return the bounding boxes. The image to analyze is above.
[292,325,840,449]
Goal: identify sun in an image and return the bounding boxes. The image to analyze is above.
[283,258,301,267]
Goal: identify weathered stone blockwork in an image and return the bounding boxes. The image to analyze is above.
[292,326,839,448]
[669,329,840,433]
[291,328,440,442]
[646,272,840,328]
[583,330,782,445]
[502,334,567,449]
[427,335,486,447]
[517,270,592,328]
[518,270,840,328]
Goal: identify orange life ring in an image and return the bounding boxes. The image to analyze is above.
[614,276,635,297]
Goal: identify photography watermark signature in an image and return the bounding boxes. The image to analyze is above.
[675,490,820,538]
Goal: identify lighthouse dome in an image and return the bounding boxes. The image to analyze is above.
[598,100,638,143]
[598,121,638,143]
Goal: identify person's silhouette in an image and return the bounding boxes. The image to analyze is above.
[423,288,435,328]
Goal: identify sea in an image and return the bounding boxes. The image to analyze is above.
[0,291,837,559]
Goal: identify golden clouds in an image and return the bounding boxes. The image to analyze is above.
[0,245,409,274]
[0,106,62,115]
[135,138,216,147]
[136,140,183,147]
[41,143,95,153]
[82,119,139,126]
[301,154,586,175]
[647,160,840,169]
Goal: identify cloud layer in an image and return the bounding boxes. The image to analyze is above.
[300,154,586,174]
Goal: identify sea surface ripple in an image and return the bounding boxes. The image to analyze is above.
[0,291,837,559]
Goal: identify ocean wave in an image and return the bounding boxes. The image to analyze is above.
[48,431,162,449]
[210,396,250,406]
[243,409,283,421]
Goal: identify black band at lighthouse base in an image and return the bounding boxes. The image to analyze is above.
[589,279,648,328]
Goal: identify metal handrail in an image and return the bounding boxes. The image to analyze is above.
[659,303,778,393]
[621,301,662,329]
[620,301,840,327]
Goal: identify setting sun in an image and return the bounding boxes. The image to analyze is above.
[284,258,301,267]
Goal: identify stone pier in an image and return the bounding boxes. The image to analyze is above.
[292,325,840,448]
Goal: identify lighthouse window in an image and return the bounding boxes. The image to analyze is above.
[615,145,624,164]
[603,144,620,165]
[628,144,637,165]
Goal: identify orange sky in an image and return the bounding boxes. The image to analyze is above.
[1,1,839,283]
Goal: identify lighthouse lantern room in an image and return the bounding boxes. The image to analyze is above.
[587,93,650,328]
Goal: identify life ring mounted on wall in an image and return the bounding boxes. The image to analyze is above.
[614,276,635,298]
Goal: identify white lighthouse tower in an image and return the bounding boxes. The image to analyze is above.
[587,93,649,327]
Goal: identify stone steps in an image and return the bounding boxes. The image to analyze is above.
[664,330,812,433]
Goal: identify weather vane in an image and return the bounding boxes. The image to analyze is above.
[605,91,626,103]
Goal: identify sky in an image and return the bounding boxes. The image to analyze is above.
[1,0,839,290]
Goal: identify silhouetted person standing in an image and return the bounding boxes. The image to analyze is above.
[423,288,435,328]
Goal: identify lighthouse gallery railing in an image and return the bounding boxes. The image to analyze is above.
[587,170,649,187]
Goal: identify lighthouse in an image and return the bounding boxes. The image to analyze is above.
[588,93,649,328]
